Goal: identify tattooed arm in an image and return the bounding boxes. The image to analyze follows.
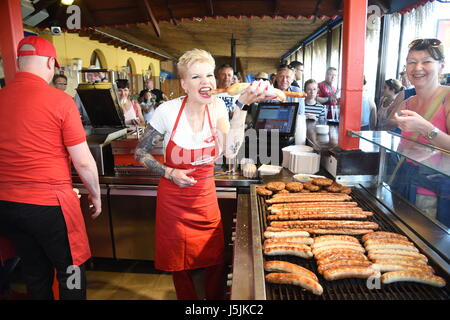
[220,81,271,158]
[135,124,197,187]
[135,124,169,178]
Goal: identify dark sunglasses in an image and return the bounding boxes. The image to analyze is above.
[409,38,441,48]
[279,63,294,70]
[409,38,444,61]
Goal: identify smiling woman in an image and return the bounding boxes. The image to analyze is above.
[390,38,450,223]
[134,48,274,300]
[394,38,449,150]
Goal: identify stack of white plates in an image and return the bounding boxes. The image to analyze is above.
[288,151,320,174]
[281,145,313,168]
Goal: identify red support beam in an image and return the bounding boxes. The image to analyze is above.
[0,0,23,84]
[338,0,367,150]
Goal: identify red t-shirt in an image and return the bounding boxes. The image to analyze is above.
[0,72,86,205]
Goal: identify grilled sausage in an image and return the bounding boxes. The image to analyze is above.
[313,235,360,244]
[381,271,446,287]
[265,273,323,295]
[367,253,427,263]
[263,261,318,281]
[370,263,434,274]
[264,246,313,259]
[263,230,310,238]
[366,249,427,260]
[323,266,380,281]
[266,194,352,204]
[269,201,359,209]
[298,228,375,235]
[365,243,419,252]
[317,260,373,274]
[315,248,369,260]
[370,258,428,266]
[311,239,362,249]
[269,207,364,213]
[362,231,409,243]
[271,220,379,230]
[317,253,369,265]
[364,238,415,247]
[263,241,311,251]
[268,212,370,221]
[264,236,314,245]
[312,244,365,256]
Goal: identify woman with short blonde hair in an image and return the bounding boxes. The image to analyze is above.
[135,48,272,300]
[177,48,215,78]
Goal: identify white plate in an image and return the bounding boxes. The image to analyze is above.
[292,173,326,182]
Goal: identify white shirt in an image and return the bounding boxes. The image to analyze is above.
[150,96,229,150]
[216,92,239,115]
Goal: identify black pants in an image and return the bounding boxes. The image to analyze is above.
[0,201,86,300]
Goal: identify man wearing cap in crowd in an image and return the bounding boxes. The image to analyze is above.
[255,72,269,81]
[0,36,101,300]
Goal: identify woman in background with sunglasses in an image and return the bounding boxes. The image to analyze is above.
[393,38,449,149]
[391,38,450,226]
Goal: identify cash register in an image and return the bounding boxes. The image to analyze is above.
[246,102,299,165]
[76,82,127,175]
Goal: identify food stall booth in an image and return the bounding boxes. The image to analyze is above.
[0,0,448,301]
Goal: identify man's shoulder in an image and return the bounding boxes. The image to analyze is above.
[288,86,301,93]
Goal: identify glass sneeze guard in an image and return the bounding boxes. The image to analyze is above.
[351,130,450,178]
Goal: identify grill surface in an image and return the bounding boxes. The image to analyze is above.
[257,188,450,300]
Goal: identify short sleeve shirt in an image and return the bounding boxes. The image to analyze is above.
[150,96,229,150]
[0,72,86,205]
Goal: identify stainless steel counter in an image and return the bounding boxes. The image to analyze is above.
[230,181,450,300]
[73,173,260,187]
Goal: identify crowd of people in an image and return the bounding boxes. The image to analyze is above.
[0,34,448,302]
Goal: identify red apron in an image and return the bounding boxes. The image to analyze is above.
[0,182,91,266]
[155,97,224,272]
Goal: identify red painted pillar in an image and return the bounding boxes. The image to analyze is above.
[0,0,23,84]
[338,0,367,150]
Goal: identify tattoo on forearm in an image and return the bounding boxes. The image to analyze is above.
[135,125,166,176]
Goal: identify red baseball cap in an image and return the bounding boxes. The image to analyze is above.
[17,36,60,68]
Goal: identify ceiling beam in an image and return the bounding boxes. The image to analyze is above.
[141,0,161,37]
[273,0,280,15]
[313,0,324,22]
[166,0,178,26]
[23,0,57,20]
[78,0,96,27]
[208,0,214,16]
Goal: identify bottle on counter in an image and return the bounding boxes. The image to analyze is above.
[295,114,306,145]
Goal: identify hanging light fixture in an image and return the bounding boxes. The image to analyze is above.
[61,0,75,5]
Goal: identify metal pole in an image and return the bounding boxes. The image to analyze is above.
[231,34,237,72]
[0,0,23,84]
[338,0,368,150]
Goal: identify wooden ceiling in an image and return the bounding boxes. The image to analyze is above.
[31,0,428,72]
[100,16,332,59]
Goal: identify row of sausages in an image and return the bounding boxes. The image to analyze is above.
[260,181,447,296]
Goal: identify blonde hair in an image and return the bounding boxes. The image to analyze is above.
[177,49,215,78]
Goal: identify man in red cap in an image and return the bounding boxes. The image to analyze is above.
[0,36,101,300]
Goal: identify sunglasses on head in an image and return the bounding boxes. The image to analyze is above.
[409,38,441,48]
[279,63,294,70]
[409,38,444,61]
